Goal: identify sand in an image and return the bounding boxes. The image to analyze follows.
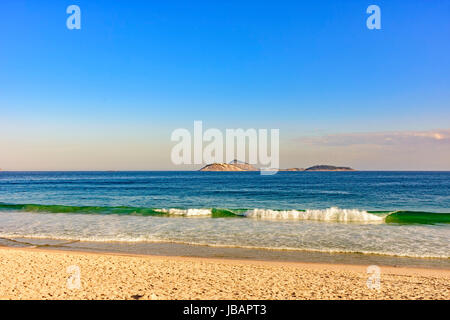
[0,246,448,300]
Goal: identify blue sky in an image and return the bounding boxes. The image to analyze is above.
[0,0,449,170]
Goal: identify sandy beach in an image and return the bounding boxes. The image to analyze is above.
[0,246,448,300]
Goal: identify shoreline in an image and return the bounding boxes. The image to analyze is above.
[2,245,449,275]
[0,246,449,299]
[1,237,450,270]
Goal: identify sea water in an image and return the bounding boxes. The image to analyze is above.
[0,171,449,259]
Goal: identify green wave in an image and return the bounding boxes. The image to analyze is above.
[384,211,450,225]
[211,208,245,217]
[0,203,242,218]
[0,203,449,224]
[0,203,164,216]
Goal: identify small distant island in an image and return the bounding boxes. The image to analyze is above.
[303,165,355,172]
[199,161,355,172]
[280,168,305,172]
[199,160,258,172]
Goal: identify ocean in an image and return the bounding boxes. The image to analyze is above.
[0,171,449,265]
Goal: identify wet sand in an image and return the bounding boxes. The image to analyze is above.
[2,237,449,269]
[0,246,449,300]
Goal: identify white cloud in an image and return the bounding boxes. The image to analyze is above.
[299,129,450,146]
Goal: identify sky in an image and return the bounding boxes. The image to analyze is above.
[0,0,449,170]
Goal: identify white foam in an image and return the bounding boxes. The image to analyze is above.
[155,208,212,216]
[244,207,385,222]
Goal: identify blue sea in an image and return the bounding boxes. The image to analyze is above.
[0,171,449,260]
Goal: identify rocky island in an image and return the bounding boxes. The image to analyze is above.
[304,165,355,171]
[199,160,258,171]
[279,165,355,171]
[199,161,355,172]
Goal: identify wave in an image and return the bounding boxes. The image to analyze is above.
[385,211,450,224]
[242,208,386,222]
[0,203,449,224]
[155,208,212,216]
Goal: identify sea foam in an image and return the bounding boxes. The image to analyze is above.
[155,208,212,216]
[243,207,386,222]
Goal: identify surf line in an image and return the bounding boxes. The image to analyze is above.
[0,237,80,248]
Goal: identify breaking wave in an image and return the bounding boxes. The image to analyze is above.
[242,208,386,222]
[0,203,449,224]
